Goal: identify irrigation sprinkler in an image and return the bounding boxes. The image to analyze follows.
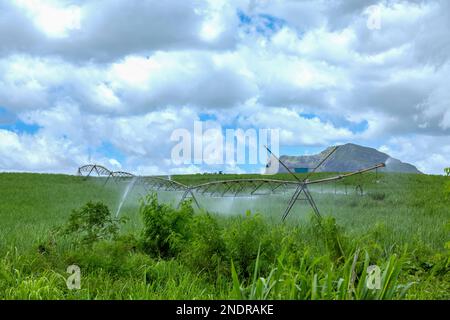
[77,164,113,185]
[78,157,385,221]
[111,171,134,182]
[77,164,112,179]
[175,160,384,221]
[264,145,338,221]
[177,188,201,209]
[77,165,136,186]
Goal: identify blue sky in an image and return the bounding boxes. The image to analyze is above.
[0,0,449,175]
[0,107,41,134]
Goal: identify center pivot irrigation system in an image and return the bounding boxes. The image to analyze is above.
[78,147,385,221]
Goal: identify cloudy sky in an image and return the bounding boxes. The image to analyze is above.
[0,0,449,175]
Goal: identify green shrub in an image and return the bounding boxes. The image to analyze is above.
[61,201,126,245]
[309,215,347,261]
[182,213,226,277]
[64,239,153,277]
[222,211,274,278]
[139,193,194,258]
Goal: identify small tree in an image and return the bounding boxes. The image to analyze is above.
[445,167,450,176]
[62,201,126,245]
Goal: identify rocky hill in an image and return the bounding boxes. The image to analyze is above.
[276,143,422,174]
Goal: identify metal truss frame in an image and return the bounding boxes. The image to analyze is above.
[78,154,385,221]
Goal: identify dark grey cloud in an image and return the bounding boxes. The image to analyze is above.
[0,0,239,62]
[0,1,43,56]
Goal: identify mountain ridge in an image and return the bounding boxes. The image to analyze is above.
[275,143,422,174]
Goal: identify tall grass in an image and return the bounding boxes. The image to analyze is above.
[0,172,449,299]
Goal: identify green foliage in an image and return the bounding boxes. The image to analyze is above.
[61,201,126,245]
[65,238,148,276]
[368,191,386,201]
[222,211,275,278]
[444,181,450,199]
[0,172,449,300]
[139,193,194,258]
[309,215,347,261]
[229,249,412,300]
[182,213,226,276]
